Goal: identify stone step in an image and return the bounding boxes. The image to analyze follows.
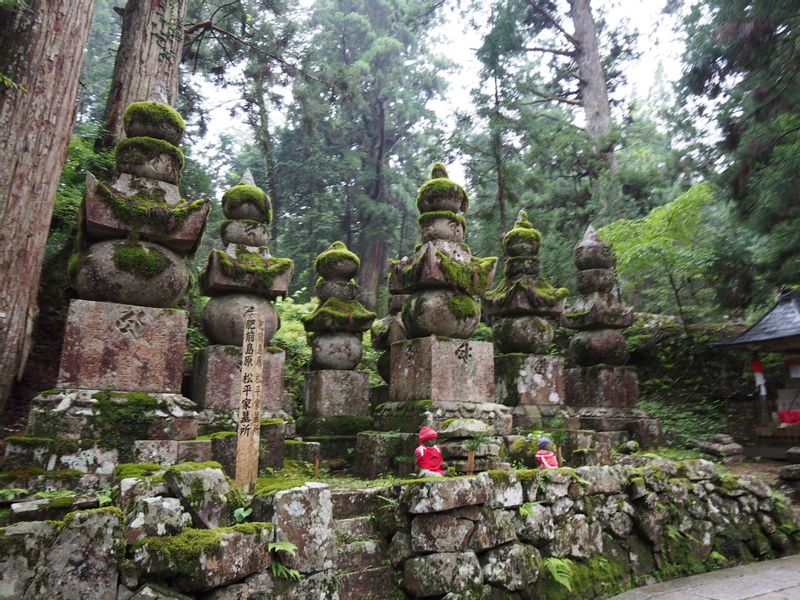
[331,488,386,519]
[133,439,212,466]
[3,436,117,475]
[335,538,389,573]
[10,494,99,523]
[336,566,397,600]
[335,515,378,542]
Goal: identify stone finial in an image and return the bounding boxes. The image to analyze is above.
[574,224,614,270]
[148,81,170,105]
[431,162,448,179]
[241,169,256,186]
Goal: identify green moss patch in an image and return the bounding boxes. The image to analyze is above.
[416,177,469,212]
[112,241,171,278]
[302,297,376,333]
[113,463,165,483]
[209,249,292,291]
[486,274,569,308]
[166,461,224,473]
[93,391,160,462]
[448,294,480,320]
[222,184,271,221]
[123,101,185,135]
[94,179,205,233]
[436,251,497,296]
[115,136,184,171]
[314,241,360,273]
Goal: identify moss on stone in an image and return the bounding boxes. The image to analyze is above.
[448,294,480,320]
[115,136,184,171]
[314,241,360,273]
[253,477,308,496]
[67,251,86,281]
[5,435,81,454]
[93,391,160,462]
[113,463,165,483]
[260,418,285,427]
[504,225,542,247]
[416,177,469,213]
[211,249,292,290]
[302,296,376,333]
[166,461,224,473]
[486,274,569,307]
[436,251,497,296]
[222,184,271,221]
[417,210,467,230]
[112,240,171,278]
[94,179,205,233]
[123,101,186,135]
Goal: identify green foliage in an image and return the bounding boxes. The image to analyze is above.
[542,557,575,593]
[268,541,302,581]
[233,506,252,524]
[0,488,27,500]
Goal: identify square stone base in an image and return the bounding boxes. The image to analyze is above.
[389,337,494,404]
[562,430,629,467]
[565,366,639,408]
[192,345,285,412]
[57,299,187,393]
[304,370,369,417]
[495,354,565,407]
[352,432,418,479]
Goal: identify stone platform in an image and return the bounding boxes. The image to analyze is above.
[57,299,187,393]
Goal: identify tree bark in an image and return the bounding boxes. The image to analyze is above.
[98,0,186,148]
[568,0,616,174]
[247,77,280,247]
[0,0,97,411]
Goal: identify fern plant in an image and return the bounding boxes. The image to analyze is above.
[268,541,302,582]
[543,557,575,592]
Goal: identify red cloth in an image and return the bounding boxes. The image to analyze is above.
[536,449,559,469]
[419,426,438,442]
[778,410,800,425]
[415,444,444,474]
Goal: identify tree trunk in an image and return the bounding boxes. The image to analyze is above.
[492,73,509,234]
[248,77,280,247]
[359,237,386,312]
[0,0,97,411]
[568,0,616,174]
[98,0,186,148]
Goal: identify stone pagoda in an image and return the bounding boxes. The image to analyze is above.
[301,242,376,421]
[193,171,294,462]
[486,210,570,429]
[561,226,662,448]
[12,99,210,472]
[376,163,511,470]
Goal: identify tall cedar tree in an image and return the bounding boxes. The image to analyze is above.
[0,0,97,410]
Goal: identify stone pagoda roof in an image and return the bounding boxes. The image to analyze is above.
[714,290,800,352]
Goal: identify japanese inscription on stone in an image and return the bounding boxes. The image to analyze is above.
[235,307,265,491]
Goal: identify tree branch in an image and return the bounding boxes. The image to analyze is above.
[524,45,574,57]
[528,4,578,47]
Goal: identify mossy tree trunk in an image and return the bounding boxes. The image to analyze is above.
[98,0,186,148]
[0,0,97,411]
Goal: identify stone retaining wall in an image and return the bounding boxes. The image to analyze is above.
[1,457,796,599]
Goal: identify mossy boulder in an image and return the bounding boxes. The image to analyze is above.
[492,315,554,354]
[72,239,190,308]
[221,184,271,222]
[201,294,278,345]
[115,136,184,184]
[401,289,481,339]
[123,101,186,145]
[314,241,360,281]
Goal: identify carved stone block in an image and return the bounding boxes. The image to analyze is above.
[304,370,369,417]
[495,354,566,407]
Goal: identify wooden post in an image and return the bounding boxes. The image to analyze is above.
[235,307,265,492]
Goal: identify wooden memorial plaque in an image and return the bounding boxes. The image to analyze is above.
[235,307,265,491]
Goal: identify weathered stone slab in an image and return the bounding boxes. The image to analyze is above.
[0,520,59,600]
[576,407,664,449]
[471,508,517,551]
[131,523,272,592]
[565,366,638,408]
[404,552,482,597]
[411,512,475,552]
[304,370,369,417]
[164,463,236,528]
[351,432,417,479]
[271,570,338,600]
[401,477,487,514]
[192,345,285,413]
[4,437,118,475]
[24,507,124,600]
[330,488,384,519]
[133,439,210,467]
[480,542,540,591]
[57,300,187,393]
[550,514,603,558]
[84,173,209,255]
[374,400,512,436]
[479,470,524,509]
[129,584,194,600]
[124,496,192,543]
[336,566,397,600]
[389,337,495,404]
[495,354,566,407]
[272,482,334,573]
[563,429,627,467]
[513,502,554,543]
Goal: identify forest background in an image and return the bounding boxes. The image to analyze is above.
[2,0,800,443]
